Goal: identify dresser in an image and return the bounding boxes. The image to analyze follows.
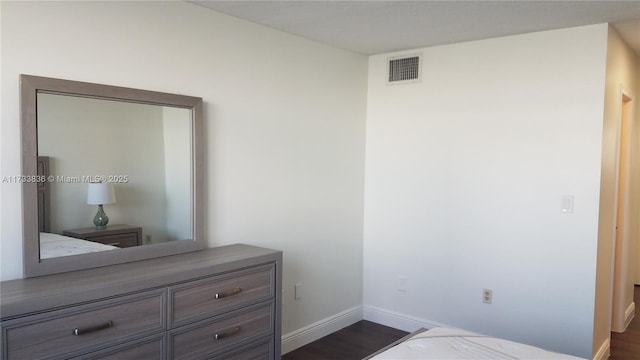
[62,225,143,247]
[0,244,282,359]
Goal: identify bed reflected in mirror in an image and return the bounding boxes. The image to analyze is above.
[36,93,192,260]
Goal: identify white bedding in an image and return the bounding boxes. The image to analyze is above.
[370,327,586,360]
[40,232,118,259]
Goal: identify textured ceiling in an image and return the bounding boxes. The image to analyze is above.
[192,0,640,55]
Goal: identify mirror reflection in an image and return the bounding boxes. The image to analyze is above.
[37,93,192,259]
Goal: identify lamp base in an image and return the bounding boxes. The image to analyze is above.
[93,204,109,229]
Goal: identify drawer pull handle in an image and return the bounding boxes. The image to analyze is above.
[73,320,114,336]
[215,287,242,299]
[214,326,241,340]
[106,242,121,246]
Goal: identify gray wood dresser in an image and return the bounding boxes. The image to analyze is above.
[0,244,282,359]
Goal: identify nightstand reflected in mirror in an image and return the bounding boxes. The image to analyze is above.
[63,225,142,248]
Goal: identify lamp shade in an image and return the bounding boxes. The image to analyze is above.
[87,182,116,205]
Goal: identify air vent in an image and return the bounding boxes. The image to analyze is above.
[387,54,421,84]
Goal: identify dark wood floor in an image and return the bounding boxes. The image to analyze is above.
[282,321,408,360]
[283,287,640,360]
[610,285,640,360]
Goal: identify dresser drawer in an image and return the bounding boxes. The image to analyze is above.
[169,264,274,326]
[212,338,273,360]
[71,335,164,360]
[169,302,274,360]
[3,290,165,359]
[88,233,138,248]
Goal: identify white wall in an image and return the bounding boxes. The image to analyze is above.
[594,25,640,348]
[363,25,608,359]
[162,107,191,242]
[0,3,4,278]
[0,0,367,341]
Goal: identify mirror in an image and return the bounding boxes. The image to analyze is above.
[37,94,192,255]
[21,75,204,277]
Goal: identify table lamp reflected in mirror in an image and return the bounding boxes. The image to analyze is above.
[87,182,116,229]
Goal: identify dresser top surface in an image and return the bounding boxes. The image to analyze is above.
[1,244,281,319]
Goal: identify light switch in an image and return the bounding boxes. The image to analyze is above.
[561,195,574,213]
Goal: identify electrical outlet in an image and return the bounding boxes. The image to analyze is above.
[483,289,493,304]
[294,283,303,300]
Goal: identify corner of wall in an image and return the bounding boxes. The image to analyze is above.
[281,306,362,354]
[593,22,640,357]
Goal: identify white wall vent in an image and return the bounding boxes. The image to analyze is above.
[387,54,422,85]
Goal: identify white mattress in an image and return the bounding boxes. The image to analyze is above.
[40,232,118,259]
[370,327,587,360]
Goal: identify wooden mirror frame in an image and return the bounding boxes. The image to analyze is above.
[21,74,204,278]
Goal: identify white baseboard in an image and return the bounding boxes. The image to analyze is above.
[592,337,610,360]
[281,306,363,354]
[623,301,635,331]
[362,305,445,333]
